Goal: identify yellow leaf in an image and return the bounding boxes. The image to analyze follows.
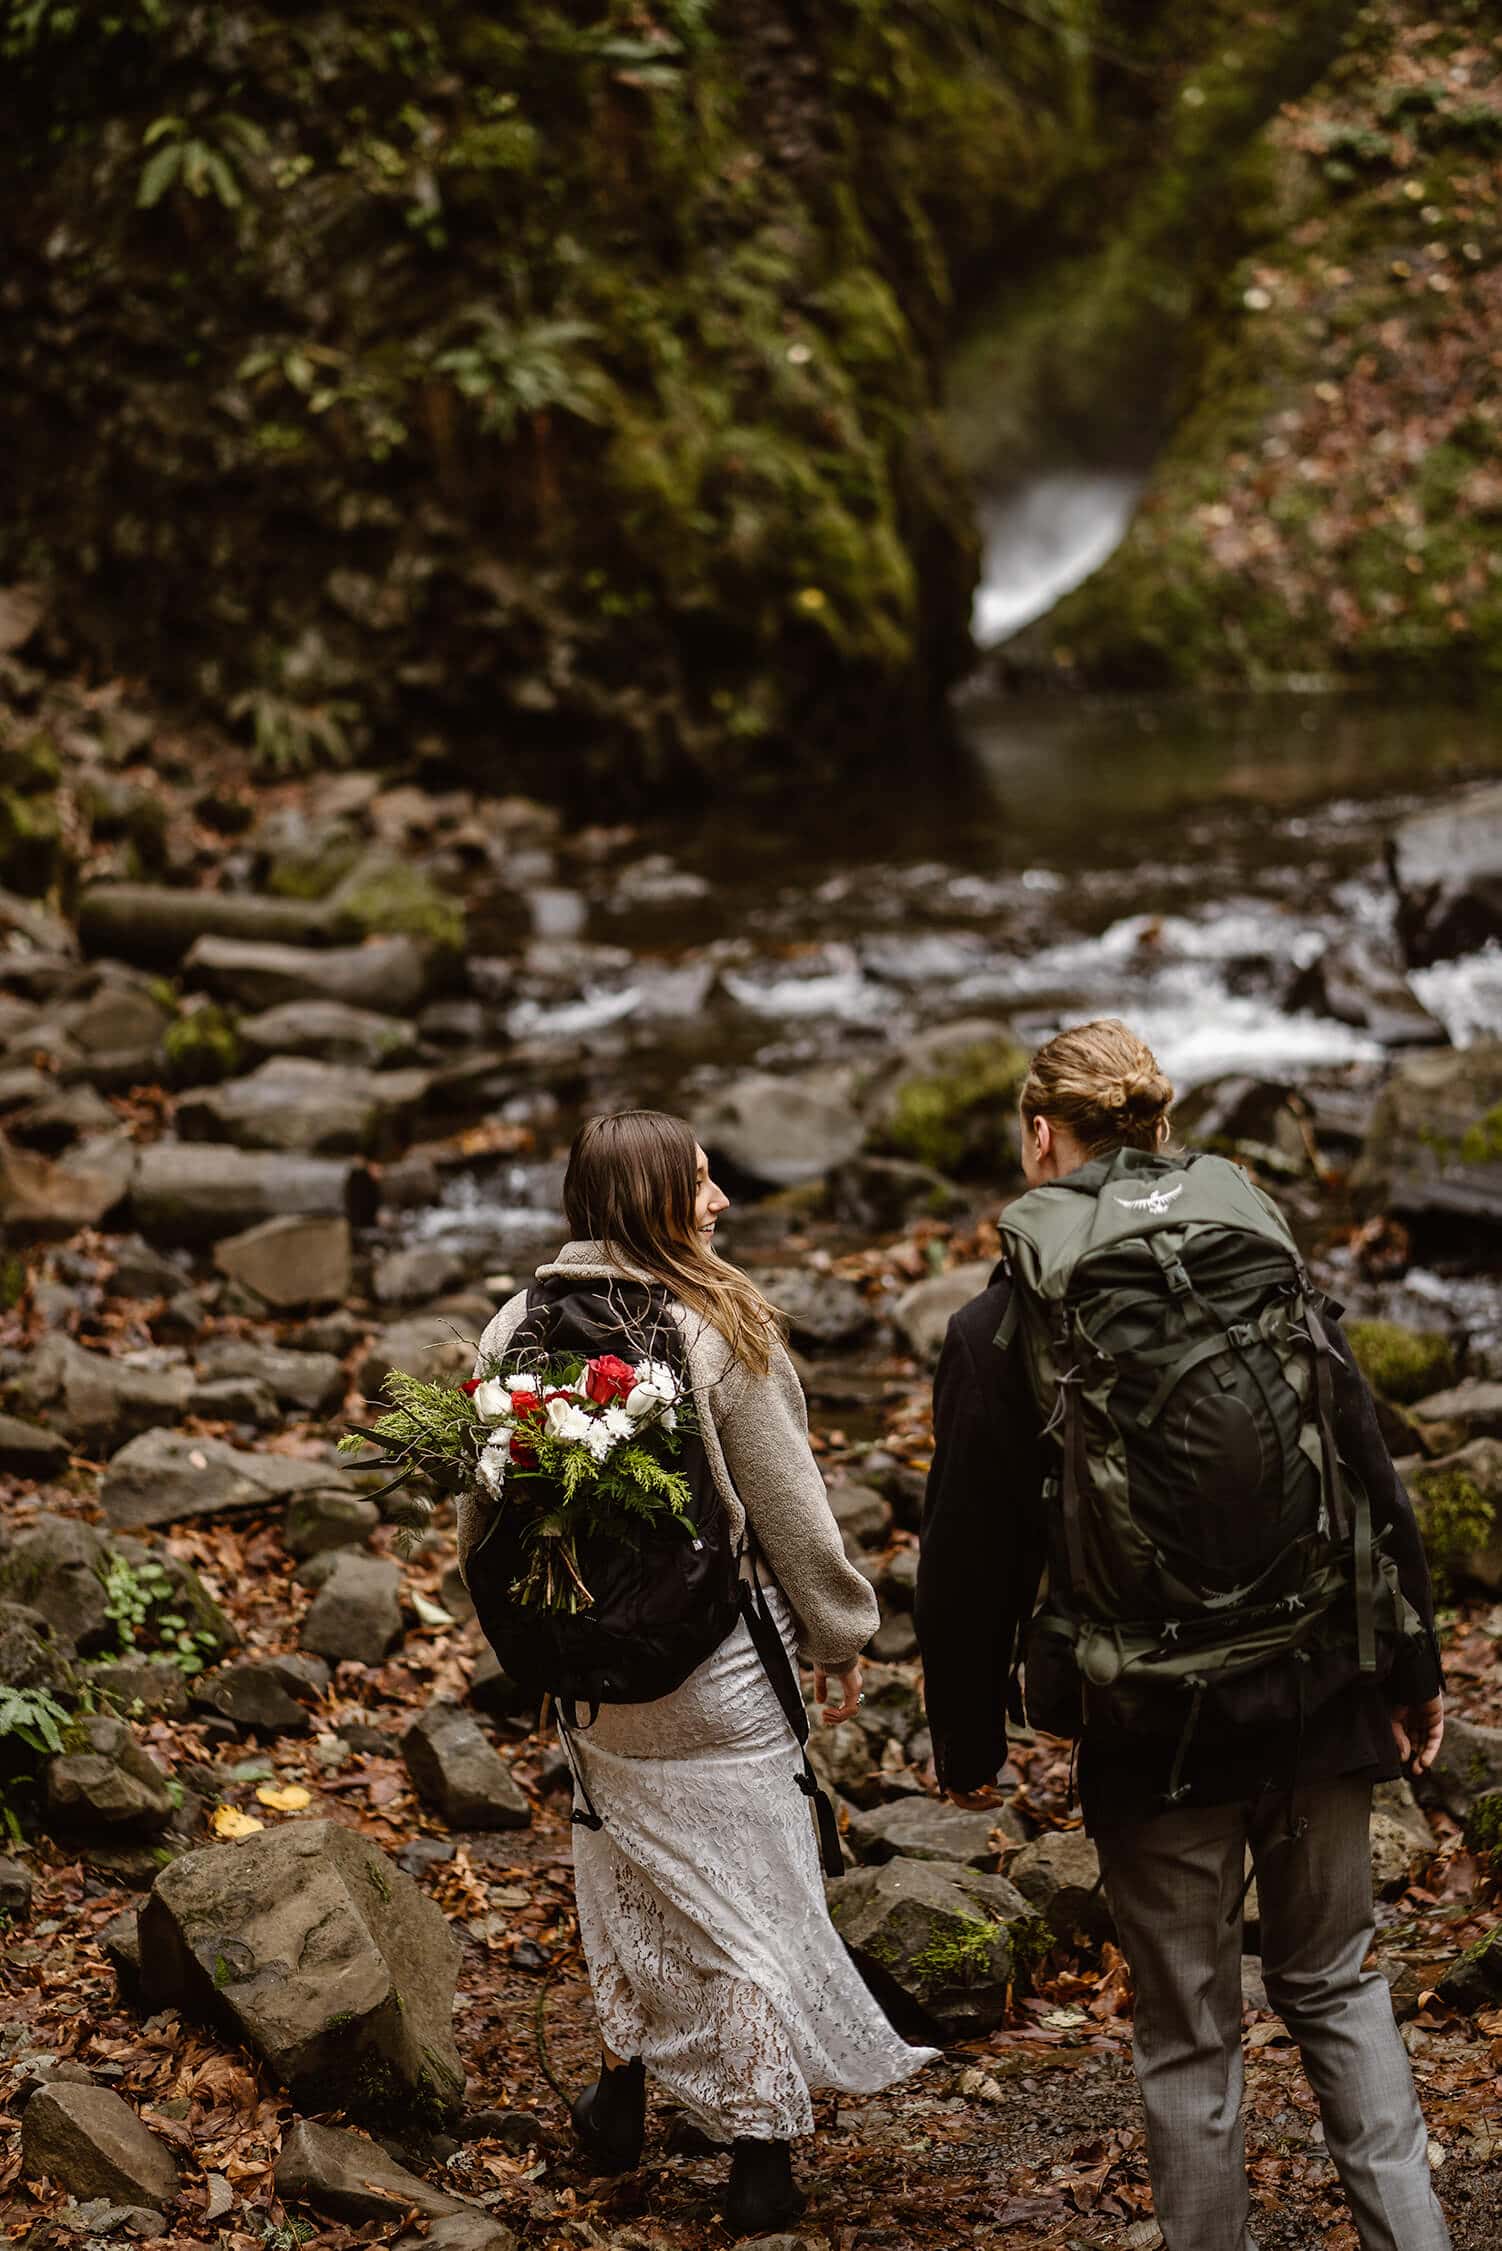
[211,1806,264,1839]
[255,1784,311,1813]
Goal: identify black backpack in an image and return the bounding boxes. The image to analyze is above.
[465,1275,843,1871]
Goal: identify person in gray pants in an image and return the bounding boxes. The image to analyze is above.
[915,1019,1452,2251]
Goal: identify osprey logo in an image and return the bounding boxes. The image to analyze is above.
[1114,1182,1185,1217]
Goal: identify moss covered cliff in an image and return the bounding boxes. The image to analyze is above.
[1017,1,1502,691]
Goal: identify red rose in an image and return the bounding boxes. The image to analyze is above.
[461,1378,482,1395]
[510,1435,538,1468]
[511,1389,544,1419]
[584,1354,638,1406]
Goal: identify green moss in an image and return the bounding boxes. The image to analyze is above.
[910,1911,1000,1988]
[1344,1321,1457,1406]
[1408,1464,1496,1597]
[334,863,465,953]
[1459,1103,1502,1166]
[881,1041,1028,1177]
[0,731,61,793]
[0,789,66,898]
[365,1861,392,1905]
[162,1005,240,1088]
[1463,1791,1502,1858]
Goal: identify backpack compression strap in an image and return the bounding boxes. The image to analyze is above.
[738,1564,846,1879]
[1304,1303,1376,1675]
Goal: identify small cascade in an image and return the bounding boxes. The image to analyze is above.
[971,469,1143,647]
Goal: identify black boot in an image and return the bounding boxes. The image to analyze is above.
[724,2137,805,2235]
[570,2056,646,2174]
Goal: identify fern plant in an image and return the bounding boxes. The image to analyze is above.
[138,113,268,212]
[433,308,609,443]
[0,1682,71,1844]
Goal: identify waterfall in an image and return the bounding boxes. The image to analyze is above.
[971,469,1144,648]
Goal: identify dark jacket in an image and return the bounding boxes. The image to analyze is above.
[915,1263,1443,1831]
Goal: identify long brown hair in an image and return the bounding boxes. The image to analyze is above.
[1020,1018,1174,1158]
[562,1110,780,1375]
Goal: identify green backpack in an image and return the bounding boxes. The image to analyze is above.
[996,1147,1419,1795]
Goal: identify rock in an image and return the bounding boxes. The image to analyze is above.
[300,1551,404,1664]
[239,998,421,1068]
[1344,1320,1458,1405]
[0,1598,72,1692]
[131,1140,377,1244]
[0,1852,33,1917]
[845,1797,1014,1869]
[101,1426,354,1529]
[827,1154,970,1233]
[12,1332,192,1452]
[1389,782,1502,966]
[825,1855,1044,2039]
[273,2117,468,2223]
[1287,940,1445,1048]
[359,1316,477,1398]
[756,1267,878,1351]
[0,1515,115,1651]
[1420,1714,1502,1821]
[1369,1810,1422,1899]
[391,2219,519,2251]
[1463,1790,1502,1857]
[184,932,434,1014]
[1007,1829,1114,1945]
[109,1239,189,1299]
[1410,1380,1502,1446]
[825,1481,892,1549]
[892,1262,994,1362]
[1405,1440,1502,1595]
[189,1375,279,1427]
[86,1659,191,1720]
[178,1056,429,1159]
[871,1612,919,1662]
[77,882,343,964]
[194,1337,345,1415]
[0,1127,134,1238]
[373,1244,473,1308]
[1352,1042,1502,1237]
[863,1020,1028,1178]
[139,1818,465,2123]
[0,1412,69,1477]
[284,1489,380,1560]
[1373,1777,1433,1853]
[400,1705,531,1831]
[699,1070,866,1193]
[98,1905,142,1995]
[45,1715,174,1836]
[20,2083,179,2210]
[212,1214,352,1309]
[1436,1924,1502,2014]
[192,1656,330,1735]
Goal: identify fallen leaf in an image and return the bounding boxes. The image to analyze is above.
[255,1783,311,1812]
[211,1807,264,1839]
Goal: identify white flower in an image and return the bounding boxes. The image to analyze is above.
[601,1404,634,1445]
[544,1396,596,1446]
[581,1420,615,1464]
[477,1436,509,1496]
[507,1371,539,1395]
[625,1361,679,1419]
[471,1377,510,1422]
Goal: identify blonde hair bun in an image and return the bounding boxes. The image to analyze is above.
[1021,1021,1174,1156]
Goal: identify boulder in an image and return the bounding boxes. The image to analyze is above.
[177,1057,429,1159]
[77,883,340,965]
[892,1262,994,1363]
[12,1333,193,1453]
[1420,1714,1502,1821]
[212,1215,352,1309]
[1463,1790,1502,1857]
[0,1600,72,1693]
[192,1656,331,1736]
[1287,941,1444,1048]
[698,1071,865,1193]
[1389,782,1502,966]
[862,1020,1028,1178]
[825,1855,1045,2039]
[1007,1829,1113,1945]
[1436,1925,1502,2014]
[194,1338,345,1415]
[109,1240,191,1298]
[239,999,421,1069]
[284,1489,380,1560]
[755,1268,878,1351]
[825,1481,892,1550]
[20,2083,179,2211]
[845,1797,1015,1869]
[0,1128,134,1238]
[1409,1380,1502,1447]
[1405,1440,1502,1596]
[45,1715,174,1836]
[827,1154,970,1233]
[1352,1042,1502,1237]
[358,1316,476,1398]
[1369,1810,1424,1899]
[299,1552,404,1665]
[184,932,434,1014]
[138,1818,465,2123]
[0,1852,32,1918]
[0,1515,115,1651]
[131,1141,376,1246]
[373,1244,473,1308]
[86,1658,191,1720]
[0,1412,69,1477]
[189,1375,279,1428]
[1344,1320,1457,1406]
[102,1427,354,1530]
[274,2118,468,2223]
[400,1704,531,1831]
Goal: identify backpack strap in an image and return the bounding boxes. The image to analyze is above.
[738,1555,845,1879]
[1303,1301,1376,1675]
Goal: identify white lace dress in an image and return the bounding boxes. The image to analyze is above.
[565,1584,937,2142]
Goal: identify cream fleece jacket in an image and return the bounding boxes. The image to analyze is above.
[455,1239,879,1671]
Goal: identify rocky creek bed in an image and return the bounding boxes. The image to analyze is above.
[2,672,1502,2247]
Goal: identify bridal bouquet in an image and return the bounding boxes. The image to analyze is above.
[341,1347,698,1612]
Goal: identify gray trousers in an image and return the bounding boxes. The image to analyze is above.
[1096,1777,1451,2251]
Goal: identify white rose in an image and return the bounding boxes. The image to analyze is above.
[471,1377,510,1422]
[545,1396,595,1445]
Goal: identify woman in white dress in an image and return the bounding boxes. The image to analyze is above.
[458,1110,934,2233]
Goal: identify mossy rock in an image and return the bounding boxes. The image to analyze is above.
[1406,1438,1502,1598]
[867,1021,1028,1180]
[1346,1320,1457,1405]
[162,1006,241,1089]
[0,789,67,898]
[1436,1921,1502,2013]
[1463,1790,1502,1859]
[332,861,464,954]
[824,1853,1041,2039]
[0,731,62,793]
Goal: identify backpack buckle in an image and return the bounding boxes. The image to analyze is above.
[1228,1322,1256,1348]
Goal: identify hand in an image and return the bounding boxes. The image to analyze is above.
[945,1783,1008,1811]
[814,1663,862,1726]
[1390,1692,1444,1774]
